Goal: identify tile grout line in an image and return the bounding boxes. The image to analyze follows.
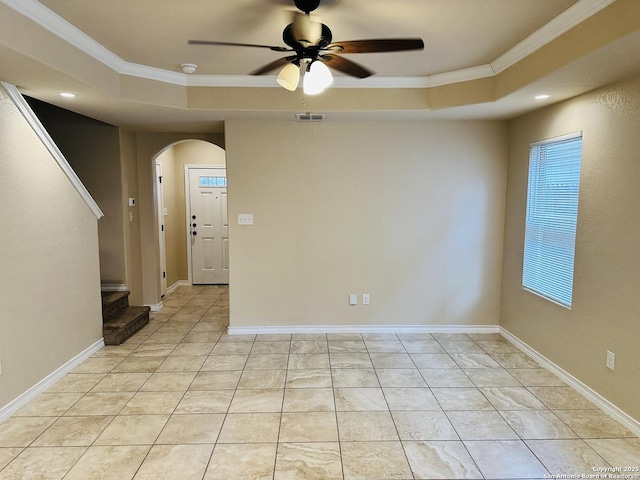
[3,286,639,479]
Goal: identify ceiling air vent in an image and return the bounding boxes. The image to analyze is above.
[296,113,325,122]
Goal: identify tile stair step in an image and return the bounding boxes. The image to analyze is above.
[101,290,130,322]
[102,305,150,346]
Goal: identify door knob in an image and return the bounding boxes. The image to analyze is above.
[192,231,197,236]
[192,215,196,220]
[192,223,197,228]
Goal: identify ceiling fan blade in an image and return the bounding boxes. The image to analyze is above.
[320,55,373,79]
[326,38,424,54]
[250,56,298,75]
[188,40,291,52]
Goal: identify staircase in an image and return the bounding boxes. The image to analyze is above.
[101,291,150,345]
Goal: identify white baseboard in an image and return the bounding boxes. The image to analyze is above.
[101,284,127,292]
[4,325,636,438]
[0,338,105,423]
[227,324,500,335]
[500,327,640,437]
[150,281,190,311]
[146,302,163,312]
[166,280,190,296]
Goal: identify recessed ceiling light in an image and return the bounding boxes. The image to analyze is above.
[534,94,550,100]
[59,92,77,98]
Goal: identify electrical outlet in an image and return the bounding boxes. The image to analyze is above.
[606,351,615,370]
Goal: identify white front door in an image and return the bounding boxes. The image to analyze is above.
[188,167,229,284]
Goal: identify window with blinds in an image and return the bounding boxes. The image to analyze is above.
[522,132,583,308]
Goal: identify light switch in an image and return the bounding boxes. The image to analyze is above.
[349,294,358,305]
[238,213,254,225]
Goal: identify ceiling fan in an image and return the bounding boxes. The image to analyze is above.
[188,0,424,94]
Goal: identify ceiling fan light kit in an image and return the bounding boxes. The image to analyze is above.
[303,60,333,95]
[277,62,301,91]
[188,0,424,93]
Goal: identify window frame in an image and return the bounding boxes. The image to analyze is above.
[522,131,583,308]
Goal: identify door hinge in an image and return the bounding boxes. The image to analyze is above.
[161,224,164,232]
[163,271,166,278]
[158,176,163,183]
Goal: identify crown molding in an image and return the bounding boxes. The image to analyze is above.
[491,0,616,74]
[2,0,127,71]
[186,74,433,88]
[1,0,616,89]
[119,63,186,85]
[186,75,280,88]
[428,65,496,87]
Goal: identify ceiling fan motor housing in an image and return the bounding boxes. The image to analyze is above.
[283,22,332,57]
[294,0,320,13]
[187,0,424,81]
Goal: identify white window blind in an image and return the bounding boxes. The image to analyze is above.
[523,132,582,308]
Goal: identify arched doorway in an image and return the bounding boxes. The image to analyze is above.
[153,140,226,297]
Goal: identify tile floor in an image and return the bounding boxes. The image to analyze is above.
[1,285,639,479]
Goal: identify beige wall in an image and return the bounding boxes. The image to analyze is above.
[119,129,143,305]
[28,100,126,286]
[136,133,225,305]
[226,119,508,327]
[0,86,102,408]
[501,75,640,420]
[3,71,638,426]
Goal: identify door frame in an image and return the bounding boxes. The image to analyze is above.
[154,160,167,297]
[184,164,228,285]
